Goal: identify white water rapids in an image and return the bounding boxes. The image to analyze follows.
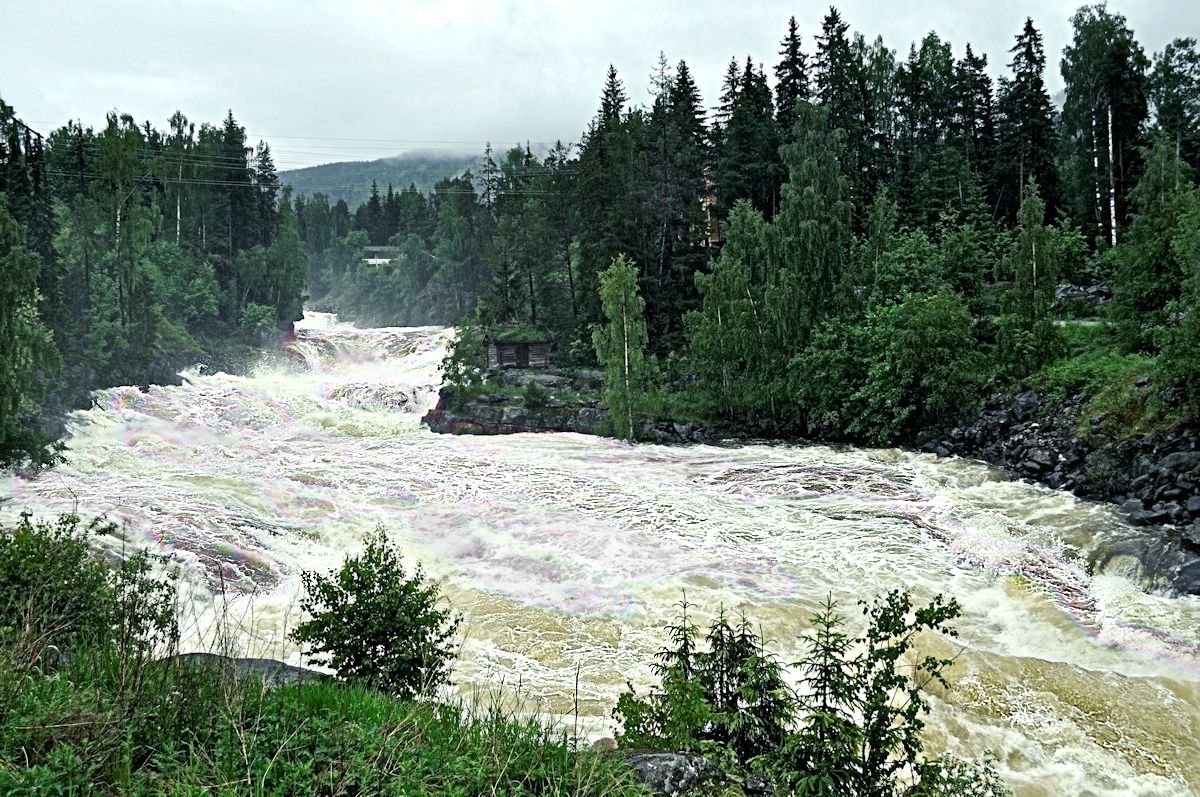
[3,313,1198,796]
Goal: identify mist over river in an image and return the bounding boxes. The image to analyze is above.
[3,312,1198,796]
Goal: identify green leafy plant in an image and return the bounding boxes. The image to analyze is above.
[290,527,461,699]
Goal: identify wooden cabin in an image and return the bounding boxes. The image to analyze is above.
[483,326,553,369]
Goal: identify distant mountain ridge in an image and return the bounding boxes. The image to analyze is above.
[280,150,483,207]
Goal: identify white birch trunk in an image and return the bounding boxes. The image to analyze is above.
[1106,101,1117,247]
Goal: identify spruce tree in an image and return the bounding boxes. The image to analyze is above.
[775,16,810,140]
[995,18,1059,224]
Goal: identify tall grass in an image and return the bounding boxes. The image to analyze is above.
[0,513,646,796]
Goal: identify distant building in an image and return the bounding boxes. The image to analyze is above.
[362,245,399,265]
[482,326,553,368]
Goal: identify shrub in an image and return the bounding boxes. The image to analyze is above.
[240,302,278,345]
[290,527,461,698]
[522,379,549,408]
[441,322,485,405]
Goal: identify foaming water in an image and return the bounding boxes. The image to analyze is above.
[3,312,1199,796]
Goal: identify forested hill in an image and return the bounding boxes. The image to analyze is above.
[280,151,480,207]
[302,7,1200,450]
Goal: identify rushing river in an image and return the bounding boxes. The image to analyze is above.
[3,313,1199,796]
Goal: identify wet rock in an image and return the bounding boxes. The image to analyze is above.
[1128,507,1171,526]
[934,445,951,458]
[1119,498,1146,515]
[1186,495,1200,516]
[624,752,715,796]
[1182,522,1200,551]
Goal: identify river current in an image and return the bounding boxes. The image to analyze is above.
[3,313,1198,796]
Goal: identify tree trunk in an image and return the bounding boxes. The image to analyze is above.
[1106,101,1117,247]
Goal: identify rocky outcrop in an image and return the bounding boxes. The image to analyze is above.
[1053,284,1113,311]
[622,752,720,796]
[423,389,608,436]
[168,653,326,686]
[923,390,1200,548]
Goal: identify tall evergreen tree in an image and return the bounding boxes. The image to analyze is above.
[775,17,810,140]
[254,142,280,248]
[995,18,1059,223]
[0,195,59,468]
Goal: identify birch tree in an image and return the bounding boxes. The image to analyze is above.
[594,254,649,441]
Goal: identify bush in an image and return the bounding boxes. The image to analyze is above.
[522,378,549,408]
[441,322,485,401]
[290,527,461,698]
[240,301,278,346]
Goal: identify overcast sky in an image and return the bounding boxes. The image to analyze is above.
[1,0,1193,170]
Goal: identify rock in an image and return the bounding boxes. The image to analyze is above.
[1186,496,1200,515]
[934,445,951,458]
[1169,555,1200,596]
[169,653,325,687]
[1135,376,1152,388]
[501,406,530,425]
[1029,449,1055,467]
[1127,507,1171,526]
[744,774,774,795]
[624,752,715,796]
[1120,498,1147,515]
[1158,452,1200,473]
[1182,522,1200,551]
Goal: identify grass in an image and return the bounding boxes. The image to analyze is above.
[1027,324,1180,441]
[1,660,646,795]
[0,513,647,796]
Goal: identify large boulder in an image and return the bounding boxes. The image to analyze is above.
[623,752,718,796]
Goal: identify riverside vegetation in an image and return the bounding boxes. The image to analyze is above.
[0,512,1006,795]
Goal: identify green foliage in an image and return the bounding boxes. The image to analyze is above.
[794,292,984,444]
[290,527,461,699]
[0,513,643,796]
[1031,346,1154,405]
[593,254,650,441]
[440,322,485,406]
[1159,200,1200,411]
[614,598,793,767]
[523,379,550,408]
[239,302,277,346]
[774,592,965,797]
[1109,138,1200,351]
[615,590,1005,796]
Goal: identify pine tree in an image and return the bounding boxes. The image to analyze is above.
[714,57,781,219]
[0,195,60,468]
[253,142,280,247]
